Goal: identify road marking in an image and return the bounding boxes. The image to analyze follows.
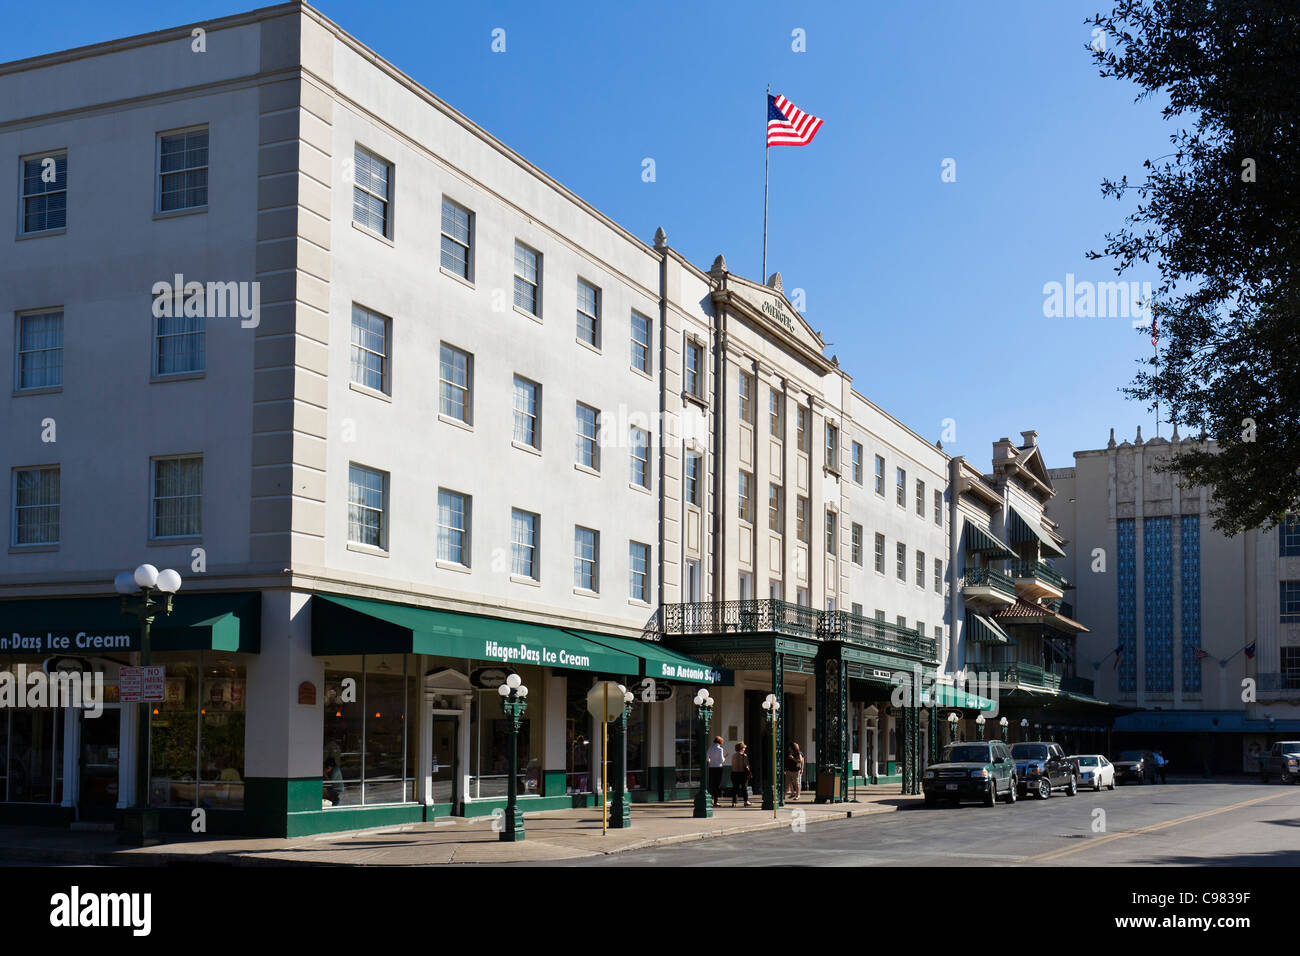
[1020,790,1291,863]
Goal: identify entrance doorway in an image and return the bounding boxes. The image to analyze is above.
[78,707,120,821]
[431,714,460,813]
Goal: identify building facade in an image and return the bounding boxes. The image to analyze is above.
[1048,428,1300,774]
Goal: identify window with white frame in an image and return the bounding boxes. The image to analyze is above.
[15,310,63,390]
[685,452,702,506]
[514,242,541,316]
[684,340,704,398]
[934,488,943,526]
[347,463,386,549]
[152,456,203,538]
[874,455,885,495]
[575,526,600,591]
[896,467,906,507]
[440,197,472,279]
[769,389,783,438]
[155,308,205,376]
[874,532,886,573]
[158,127,208,212]
[631,312,651,373]
[349,305,389,393]
[851,442,863,484]
[796,406,810,454]
[576,280,600,347]
[511,509,539,579]
[896,541,906,580]
[630,427,650,488]
[629,541,650,603]
[826,510,837,555]
[796,495,809,543]
[439,343,472,424]
[851,523,863,565]
[916,479,925,516]
[352,144,391,235]
[512,375,540,448]
[437,489,470,566]
[916,550,925,587]
[934,557,943,593]
[21,151,66,233]
[738,371,754,423]
[769,483,784,533]
[825,423,839,472]
[738,471,754,523]
[576,403,600,470]
[12,466,59,546]
[852,603,863,617]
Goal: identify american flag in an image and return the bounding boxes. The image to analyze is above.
[767,94,823,147]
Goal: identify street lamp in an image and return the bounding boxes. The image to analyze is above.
[114,563,181,846]
[1019,717,1029,741]
[610,685,635,829]
[498,674,529,842]
[999,716,1009,742]
[976,714,986,741]
[947,710,959,745]
[692,688,715,819]
[761,692,781,816]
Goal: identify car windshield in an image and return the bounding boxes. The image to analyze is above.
[1278,742,1300,753]
[1073,756,1098,766]
[944,745,990,763]
[1118,750,1145,761]
[1011,744,1049,760]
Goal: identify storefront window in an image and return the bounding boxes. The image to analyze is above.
[675,692,698,787]
[626,701,648,791]
[0,658,68,804]
[566,677,592,794]
[322,654,417,808]
[151,653,246,810]
[470,664,542,799]
[200,659,246,809]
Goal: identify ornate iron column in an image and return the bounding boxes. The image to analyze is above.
[692,688,714,819]
[928,709,939,763]
[499,679,528,842]
[609,693,632,829]
[764,652,785,810]
[814,645,848,803]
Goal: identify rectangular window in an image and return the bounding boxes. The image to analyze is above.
[15,310,63,390]
[576,403,600,470]
[12,466,59,545]
[874,532,886,573]
[852,603,863,617]
[511,509,539,579]
[684,340,704,398]
[897,616,907,629]
[796,407,810,454]
[1283,647,1300,691]
[630,427,650,488]
[1282,581,1300,623]
[155,309,205,376]
[351,144,391,235]
[874,455,885,495]
[851,523,863,565]
[1281,515,1300,557]
[934,557,943,593]
[512,376,540,448]
[934,489,943,526]
[159,127,208,212]
[320,656,414,808]
[738,471,754,523]
[825,423,839,472]
[629,541,651,603]
[437,489,470,566]
[896,541,906,581]
[21,151,67,233]
[151,653,250,810]
[439,197,472,279]
[917,620,925,640]
[349,304,388,393]
[875,610,886,623]
[896,467,906,507]
[916,479,925,516]
[739,371,754,423]
[796,495,810,544]
[769,484,784,533]
[347,464,386,549]
[685,452,702,506]
[916,550,925,587]
[630,311,651,373]
[577,279,600,346]
[514,241,541,316]
[575,526,600,592]
[769,389,783,438]
[851,442,863,484]
[153,456,203,538]
[826,511,837,555]
[439,344,473,424]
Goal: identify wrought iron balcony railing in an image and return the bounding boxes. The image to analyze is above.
[818,610,937,662]
[960,566,1017,596]
[1005,662,1063,691]
[1008,559,1066,590]
[659,600,821,640]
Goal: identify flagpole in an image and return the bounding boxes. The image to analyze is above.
[762,83,770,282]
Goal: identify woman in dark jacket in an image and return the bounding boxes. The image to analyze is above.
[730,743,752,807]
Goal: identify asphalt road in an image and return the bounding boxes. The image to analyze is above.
[556,780,1300,866]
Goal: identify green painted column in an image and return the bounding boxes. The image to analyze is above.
[763,652,784,811]
[609,704,631,828]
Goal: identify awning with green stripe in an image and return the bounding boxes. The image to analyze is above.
[1009,505,1067,558]
[923,683,998,711]
[311,596,640,675]
[0,592,261,654]
[962,521,1016,558]
[967,613,1017,646]
[566,629,719,684]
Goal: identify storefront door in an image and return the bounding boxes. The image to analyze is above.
[78,707,120,821]
[432,715,459,812]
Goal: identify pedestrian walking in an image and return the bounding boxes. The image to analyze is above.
[707,735,726,805]
[730,742,752,807]
[1154,749,1167,784]
[785,742,805,801]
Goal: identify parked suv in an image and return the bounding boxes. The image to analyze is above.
[1259,741,1300,784]
[923,740,1018,807]
[1011,741,1076,798]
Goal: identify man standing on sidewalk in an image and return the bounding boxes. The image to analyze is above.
[707,736,726,805]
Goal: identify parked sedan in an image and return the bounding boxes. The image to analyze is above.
[1112,749,1153,784]
[1068,754,1115,791]
[1011,741,1077,798]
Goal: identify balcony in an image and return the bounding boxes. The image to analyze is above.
[659,600,820,640]
[1005,662,1063,692]
[960,566,1018,607]
[1007,559,1066,600]
[819,610,937,664]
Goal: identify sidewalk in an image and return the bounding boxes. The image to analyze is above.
[0,786,916,866]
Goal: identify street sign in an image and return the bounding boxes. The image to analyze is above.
[120,665,165,703]
[470,666,515,690]
[585,681,626,722]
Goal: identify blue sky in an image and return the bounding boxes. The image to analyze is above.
[1,0,1174,468]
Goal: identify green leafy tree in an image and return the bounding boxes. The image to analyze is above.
[1088,0,1300,533]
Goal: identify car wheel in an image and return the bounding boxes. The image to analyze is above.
[1094,776,1102,792]
[985,781,996,807]
[1004,778,1017,804]
[1066,774,1077,796]
[1108,777,1115,791]
[1037,777,1051,799]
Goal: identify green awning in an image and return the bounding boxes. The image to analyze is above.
[0,592,261,654]
[924,683,998,711]
[311,596,640,675]
[967,613,1017,646]
[962,521,1015,558]
[565,630,719,684]
[1008,505,1067,558]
